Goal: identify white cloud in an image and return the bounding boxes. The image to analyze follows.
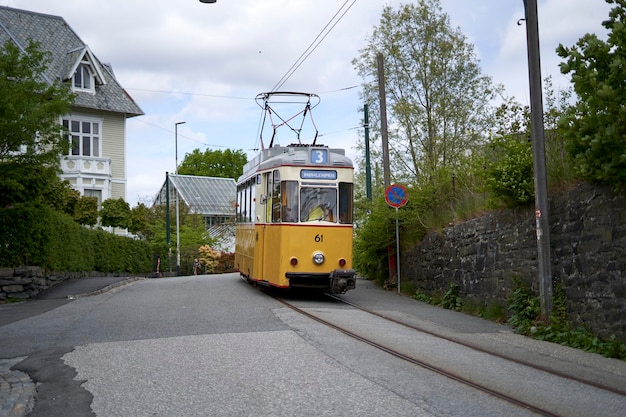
[6,0,615,205]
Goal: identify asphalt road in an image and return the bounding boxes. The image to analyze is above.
[1,274,625,417]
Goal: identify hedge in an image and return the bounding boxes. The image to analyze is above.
[0,203,151,273]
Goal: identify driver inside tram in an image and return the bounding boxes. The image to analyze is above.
[307,204,333,221]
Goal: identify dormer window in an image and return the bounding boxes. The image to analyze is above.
[74,63,91,89]
[65,47,105,93]
[73,61,94,92]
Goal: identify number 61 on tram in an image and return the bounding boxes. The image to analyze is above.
[235,144,356,293]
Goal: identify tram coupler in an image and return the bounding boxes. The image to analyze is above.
[329,269,356,294]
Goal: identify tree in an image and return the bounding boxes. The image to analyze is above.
[74,196,99,226]
[178,148,247,179]
[0,40,75,206]
[481,78,575,207]
[129,203,149,237]
[45,178,81,216]
[556,0,626,188]
[0,163,60,207]
[100,198,131,230]
[352,0,500,187]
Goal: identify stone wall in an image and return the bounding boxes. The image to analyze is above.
[403,184,626,342]
[0,268,105,302]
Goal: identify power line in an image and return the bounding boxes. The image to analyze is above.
[130,117,226,149]
[126,84,359,98]
[270,0,359,92]
[125,88,253,100]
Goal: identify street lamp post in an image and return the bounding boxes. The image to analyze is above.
[175,121,186,275]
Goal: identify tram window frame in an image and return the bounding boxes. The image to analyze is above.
[300,186,337,222]
[281,180,299,222]
[236,178,257,223]
[250,178,256,222]
[241,182,248,223]
[265,172,272,223]
[338,182,353,224]
[247,178,254,222]
[236,184,244,223]
[271,170,281,223]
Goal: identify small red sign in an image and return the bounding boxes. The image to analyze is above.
[385,184,408,208]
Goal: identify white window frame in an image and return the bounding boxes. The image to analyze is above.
[84,189,103,208]
[63,116,102,158]
[73,60,95,93]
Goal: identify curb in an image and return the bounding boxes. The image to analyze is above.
[67,276,145,300]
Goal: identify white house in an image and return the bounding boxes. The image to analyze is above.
[0,6,144,205]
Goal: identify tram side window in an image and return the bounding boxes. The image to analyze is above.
[247,178,254,222]
[236,179,256,223]
[271,170,281,223]
[338,182,353,224]
[243,182,249,222]
[236,184,244,223]
[281,181,299,222]
[250,179,256,222]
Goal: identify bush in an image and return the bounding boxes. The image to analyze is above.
[0,203,151,273]
[484,135,535,207]
[507,277,626,360]
[442,283,462,311]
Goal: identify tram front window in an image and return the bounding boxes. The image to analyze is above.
[301,187,337,222]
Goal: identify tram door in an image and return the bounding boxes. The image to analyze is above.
[267,170,283,281]
[256,170,281,283]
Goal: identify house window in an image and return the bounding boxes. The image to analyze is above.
[63,118,101,157]
[73,62,93,92]
[84,189,102,207]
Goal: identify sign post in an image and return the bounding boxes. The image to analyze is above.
[385,184,408,294]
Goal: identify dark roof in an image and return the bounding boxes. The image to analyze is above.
[154,175,236,217]
[0,6,143,117]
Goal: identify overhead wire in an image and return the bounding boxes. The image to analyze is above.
[125,88,252,100]
[270,0,359,92]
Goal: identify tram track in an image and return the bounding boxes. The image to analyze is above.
[271,292,626,417]
[325,294,626,398]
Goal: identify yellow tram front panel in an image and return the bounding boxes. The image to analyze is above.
[255,223,353,288]
[283,224,353,273]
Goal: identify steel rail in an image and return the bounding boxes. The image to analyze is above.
[272,294,561,417]
[326,294,626,398]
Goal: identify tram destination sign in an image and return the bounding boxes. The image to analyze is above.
[300,170,337,180]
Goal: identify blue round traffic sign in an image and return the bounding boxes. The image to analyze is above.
[385,184,408,208]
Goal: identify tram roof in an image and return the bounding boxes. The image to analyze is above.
[153,174,236,217]
[239,144,353,182]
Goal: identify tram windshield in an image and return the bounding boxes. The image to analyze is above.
[299,183,353,224]
[301,187,336,222]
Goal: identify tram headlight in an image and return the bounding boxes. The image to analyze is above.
[312,251,325,265]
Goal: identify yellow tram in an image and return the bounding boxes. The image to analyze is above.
[234,92,356,294]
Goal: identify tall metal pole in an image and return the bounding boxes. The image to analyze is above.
[166,172,171,273]
[364,103,372,200]
[377,52,391,188]
[175,121,186,276]
[523,0,552,318]
[395,207,401,294]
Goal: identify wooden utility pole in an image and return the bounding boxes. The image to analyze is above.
[364,103,372,200]
[524,0,553,318]
[377,52,391,188]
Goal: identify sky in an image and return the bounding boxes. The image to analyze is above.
[6,0,613,207]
